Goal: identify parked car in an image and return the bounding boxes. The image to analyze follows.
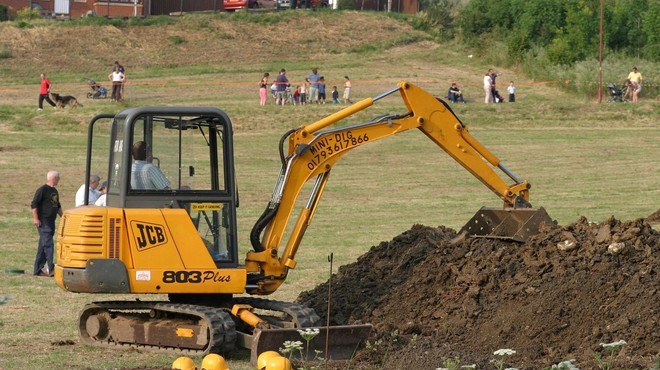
[276,0,291,8]
[224,0,247,11]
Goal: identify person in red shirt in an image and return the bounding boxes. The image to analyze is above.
[38,73,57,111]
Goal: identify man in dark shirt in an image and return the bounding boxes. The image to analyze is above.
[275,69,289,106]
[31,170,63,276]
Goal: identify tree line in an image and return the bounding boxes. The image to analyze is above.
[415,0,659,65]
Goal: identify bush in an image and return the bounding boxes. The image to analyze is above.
[16,7,41,21]
[0,4,8,21]
[337,0,354,10]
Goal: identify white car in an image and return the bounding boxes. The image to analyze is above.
[276,0,291,8]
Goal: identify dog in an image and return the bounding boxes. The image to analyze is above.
[50,92,82,109]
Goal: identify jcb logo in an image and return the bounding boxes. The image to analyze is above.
[131,221,168,250]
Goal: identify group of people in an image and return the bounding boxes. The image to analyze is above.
[259,68,353,106]
[30,172,107,277]
[447,70,517,105]
[30,140,170,277]
[37,61,126,110]
[482,69,516,104]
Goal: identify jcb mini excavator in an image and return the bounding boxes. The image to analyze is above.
[54,81,553,363]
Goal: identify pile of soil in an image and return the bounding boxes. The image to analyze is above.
[297,212,659,369]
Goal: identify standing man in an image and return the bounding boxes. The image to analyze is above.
[275,69,289,106]
[31,170,63,276]
[75,175,101,206]
[38,73,57,111]
[307,68,321,103]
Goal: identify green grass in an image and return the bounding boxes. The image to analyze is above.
[0,13,658,370]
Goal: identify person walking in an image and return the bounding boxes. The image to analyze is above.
[31,170,63,276]
[259,72,270,106]
[38,73,57,111]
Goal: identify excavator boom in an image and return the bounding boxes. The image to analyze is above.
[247,81,554,293]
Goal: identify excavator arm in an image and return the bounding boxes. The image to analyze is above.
[246,81,551,294]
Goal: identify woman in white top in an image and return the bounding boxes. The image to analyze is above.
[483,71,493,104]
[108,65,125,102]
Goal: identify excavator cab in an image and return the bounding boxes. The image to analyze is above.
[99,107,239,266]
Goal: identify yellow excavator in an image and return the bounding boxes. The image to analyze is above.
[54,81,553,363]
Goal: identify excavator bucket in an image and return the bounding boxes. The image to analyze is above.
[460,207,555,242]
[245,324,373,364]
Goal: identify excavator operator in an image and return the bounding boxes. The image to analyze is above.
[131,140,170,190]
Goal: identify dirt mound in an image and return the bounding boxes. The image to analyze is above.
[297,214,659,369]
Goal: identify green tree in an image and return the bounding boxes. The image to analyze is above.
[641,2,659,60]
[413,0,459,38]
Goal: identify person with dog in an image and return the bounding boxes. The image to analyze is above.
[31,170,63,276]
[108,65,125,102]
[38,73,57,111]
[131,141,170,190]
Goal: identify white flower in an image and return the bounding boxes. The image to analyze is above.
[297,328,320,341]
[279,340,303,354]
[600,339,627,349]
[493,349,516,356]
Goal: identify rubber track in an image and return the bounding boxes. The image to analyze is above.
[79,301,236,356]
[232,297,321,328]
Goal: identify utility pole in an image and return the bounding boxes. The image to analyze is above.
[598,0,604,103]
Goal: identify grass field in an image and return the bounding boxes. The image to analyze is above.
[0,11,658,370]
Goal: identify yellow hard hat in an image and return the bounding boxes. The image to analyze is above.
[257,351,281,370]
[201,353,229,370]
[172,356,197,370]
[265,356,292,370]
